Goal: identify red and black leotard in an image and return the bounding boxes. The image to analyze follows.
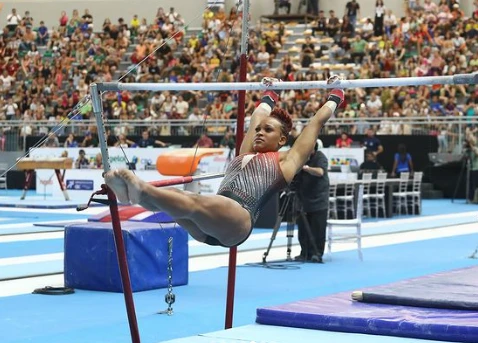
[205,151,286,247]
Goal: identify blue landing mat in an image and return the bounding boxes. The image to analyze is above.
[257,268,478,343]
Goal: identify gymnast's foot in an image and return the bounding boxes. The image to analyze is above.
[104,169,144,205]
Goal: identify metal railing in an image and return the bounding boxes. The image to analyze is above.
[0,116,475,153]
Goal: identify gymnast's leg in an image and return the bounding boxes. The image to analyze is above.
[104,170,251,247]
[175,219,208,243]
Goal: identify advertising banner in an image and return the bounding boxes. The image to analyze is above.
[30,147,363,201]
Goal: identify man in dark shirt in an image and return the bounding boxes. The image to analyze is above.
[345,0,360,28]
[137,130,168,148]
[295,140,329,263]
[362,128,383,158]
[359,150,383,173]
[327,10,340,38]
[312,10,327,36]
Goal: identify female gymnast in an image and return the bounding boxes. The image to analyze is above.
[105,77,344,247]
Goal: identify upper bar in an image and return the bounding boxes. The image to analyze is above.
[96,73,478,92]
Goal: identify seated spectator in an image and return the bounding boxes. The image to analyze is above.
[350,35,367,64]
[327,10,340,37]
[336,132,353,148]
[219,128,235,149]
[195,133,214,148]
[115,134,135,148]
[81,131,99,147]
[366,91,383,116]
[359,150,383,172]
[256,45,270,71]
[340,16,354,38]
[391,144,414,177]
[137,130,168,148]
[300,36,315,68]
[329,36,351,63]
[45,132,60,147]
[93,153,103,169]
[36,21,49,46]
[312,11,327,36]
[64,133,78,148]
[75,149,90,169]
[361,18,374,40]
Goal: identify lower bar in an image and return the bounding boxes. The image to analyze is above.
[149,173,225,188]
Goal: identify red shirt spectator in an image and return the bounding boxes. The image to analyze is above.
[195,133,214,148]
[336,133,353,148]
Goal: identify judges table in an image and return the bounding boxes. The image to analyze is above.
[330,174,418,219]
[16,158,73,200]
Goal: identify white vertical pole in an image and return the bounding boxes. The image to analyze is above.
[89,84,111,172]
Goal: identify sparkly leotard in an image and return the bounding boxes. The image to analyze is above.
[204,151,286,247]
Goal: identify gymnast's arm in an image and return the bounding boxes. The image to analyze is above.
[281,105,333,183]
[239,104,270,154]
[281,83,343,183]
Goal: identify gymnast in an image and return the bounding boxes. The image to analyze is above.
[104,77,344,247]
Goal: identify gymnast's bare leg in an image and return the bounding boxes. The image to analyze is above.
[104,169,251,247]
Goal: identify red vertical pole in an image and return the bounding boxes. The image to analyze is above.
[107,188,141,343]
[225,53,247,330]
[90,83,141,343]
[225,0,249,328]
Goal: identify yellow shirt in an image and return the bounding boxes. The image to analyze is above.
[130,18,140,28]
[189,37,199,49]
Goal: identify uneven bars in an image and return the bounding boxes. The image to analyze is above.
[149,173,225,188]
[96,73,477,92]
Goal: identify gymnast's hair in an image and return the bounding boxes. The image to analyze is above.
[270,108,293,137]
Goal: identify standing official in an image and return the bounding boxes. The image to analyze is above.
[295,139,329,263]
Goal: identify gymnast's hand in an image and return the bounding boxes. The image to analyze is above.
[262,77,282,87]
[327,74,343,86]
[104,169,143,205]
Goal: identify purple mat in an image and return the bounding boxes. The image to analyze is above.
[257,266,478,343]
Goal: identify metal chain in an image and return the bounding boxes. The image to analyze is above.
[159,237,175,315]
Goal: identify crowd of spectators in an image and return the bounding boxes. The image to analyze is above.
[0,1,477,152]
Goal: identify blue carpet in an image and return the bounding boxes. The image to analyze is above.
[1,233,477,343]
[0,261,63,280]
[0,239,63,259]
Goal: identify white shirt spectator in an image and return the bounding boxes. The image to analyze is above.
[437,11,453,26]
[4,101,18,119]
[188,111,201,125]
[257,50,270,64]
[375,5,386,18]
[384,13,397,27]
[0,74,15,90]
[175,99,189,116]
[150,93,165,116]
[423,0,438,14]
[366,95,382,114]
[452,35,466,50]
[6,12,22,26]
[362,21,374,34]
